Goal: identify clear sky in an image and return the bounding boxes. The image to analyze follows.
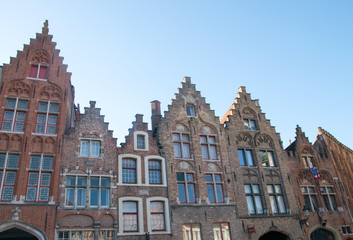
[1,1,352,149]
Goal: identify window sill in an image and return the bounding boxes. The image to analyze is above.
[32,132,57,137]
[202,159,220,162]
[26,77,47,81]
[0,130,24,134]
[175,157,194,160]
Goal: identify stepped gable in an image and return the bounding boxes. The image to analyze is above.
[1,20,72,91]
[285,125,311,153]
[163,76,220,124]
[317,127,353,154]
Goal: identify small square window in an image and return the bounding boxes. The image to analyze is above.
[244,119,257,130]
[186,104,196,116]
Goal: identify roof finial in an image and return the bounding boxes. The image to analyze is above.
[42,20,49,35]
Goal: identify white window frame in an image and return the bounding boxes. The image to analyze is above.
[1,97,28,133]
[27,63,49,81]
[79,138,102,158]
[146,197,171,234]
[34,100,60,136]
[133,131,149,151]
[118,197,144,236]
[118,154,142,186]
[144,156,167,187]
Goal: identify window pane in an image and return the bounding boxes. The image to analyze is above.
[28,173,39,185]
[137,135,145,149]
[250,120,256,130]
[7,155,19,169]
[172,134,180,141]
[38,66,47,79]
[4,111,14,121]
[244,185,252,194]
[48,115,57,124]
[216,185,224,202]
[214,175,221,182]
[221,223,231,240]
[246,196,255,214]
[5,99,16,109]
[30,156,41,170]
[101,178,110,187]
[26,187,37,201]
[182,225,192,240]
[254,196,263,213]
[35,124,44,133]
[252,185,260,193]
[2,121,12,131]
[238,150,245,166]
[174,143,182,157]
[267,185,274,194]
[17,100,28,110]
[210,145,217,159]
[201,145,209,159]
[90,177,99,187]
[205,175,212,182]
[77,177,87,186]
[29,65,38,78]
[65,188,75,206]
[39,188,49,201]
[5,172,16,185]
[101,189,109,207]
[186,105,195,116]
[41,173,51,186]
[123,214,138,232]
[81,141,89,156]
[182,143,191,158]
[192,224,201,240]
[91,141,100,157]
[268,151,276,167]
[177,173,185,181]
[182,134,189,142]
[2,186,14,200]
[277,196,286,213]
[49,103,59,113]
[207,185,215,202]
[187,184,196,202]
[77,188,86,207]
[151,213,165,231]
[269,195,278,213]
[90,189,98,206]
[178,184,186,202]
[246,150,254,166]
[213,224,221,240]
[38,102,48,112]
[186,174,193,181]
[200,136,207,143]
[244,120,250,130]
[66,176,76,186]
[0,154,5,168]
[14,122,24,132]
[123,201,137,212]
[42,156,53,170]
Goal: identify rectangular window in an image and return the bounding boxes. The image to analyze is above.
[90,177,110,207]
[320,186,337,211]
[80,140,101,157]
[29,64,48,80]
[182,224,201,240]
[301,186,318,212]
[200,135,218,160]
[186,104,196,116]
[302,156,314,168]
[149,160,162,184]
[205,174,224,203]
[177,172,196,203]
[136,135,145,149]
[98,230,114,240]
[213,223,231,240]
[267,184,286,214]
[173,133,191,159]
[35,101,59,134]
[150,201,165,231]
[342,226,352,235]
[238,149,254,166]
[123,201,138,232]
[244,119,257,130]
[26,155,53,202]
[260,150,276,167]
[122,159,137,183]
[244,184,264,215]
[0,153,19,201]
[1,98,28,132]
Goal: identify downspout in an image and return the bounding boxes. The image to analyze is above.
[337,179,353,223]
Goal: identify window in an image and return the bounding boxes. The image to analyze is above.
[148,160,162,184]
[122,159,136,183]
[244,184,264,215]
[26,155,53,201]
[301,186,318,212]
[57,231,98,240]
[320,186,337,211]
[123,201,138,232]
[302,155,314,168]
[200,135,218,160]
[205,174,224,203]
[1,98,28,132]
[136,135,145,149]
[173,133,191,159]
[342,226,352,235]
[182,224,201,240]
[260,150,276,167]
[98,231,114,240]
[133,131,149,151]
[65,175,110,208]
[29,64,48,80]
[0,153,19,201]
[244,119,257,130]
[177,172,196,203]
[150,201,165,231]
[80,139,101,157]
[35,101,59,134]
[267,184,286,214]
[90,177,110,207]
[186,104,195,117]
[65,176,87,207]
[213,223,230,240]
[238,149,254,166]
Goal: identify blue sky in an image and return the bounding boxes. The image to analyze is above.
[1,1,352,149]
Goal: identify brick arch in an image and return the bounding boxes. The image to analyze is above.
[97,212,117,224]
[172,122,189,132]
[259,229,292,240]
[44,137,56,154]
[242,106,257,119]
[298,169,315,183]
[57,212,96,227]
[31,49,50,64]
[199,124,217,135]
[38,84,62,101]
[235,132,254,147]
[176,161,195,172]
[0,220,47,240]
[9,135,22,152]
[0,133,10,151]
[255,133,275,149]
[320,170,334,185]
[5,80,31,98]
[204,162,221,172]
[31,136,44,153]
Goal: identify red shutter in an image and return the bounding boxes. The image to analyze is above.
[29,65,38,78]
[38,66,47,79]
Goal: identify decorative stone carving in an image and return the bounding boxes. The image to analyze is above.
[255,134,274,148]
[32,136,43,153]
[207,163,217,172]
[10,135,22,152]
[265,169,280,182]
[44,137,55,153]
[39,85,62,101]
[242,169,259,182]
[7,81,31,97]
[0,134,9,150]
[179,161,191,171]
[31,49,49,64]
[320,170,334,184]
[235,133,253,146]
[201,126,211,134]
[175,124,185,132]
[298,169,314,182]
[242,107,256,118]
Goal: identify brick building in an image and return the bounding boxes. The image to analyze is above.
[1,22,353,240]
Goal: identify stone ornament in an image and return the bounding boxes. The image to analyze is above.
[39,85,62,100]
[201,126,211,134]
[7,81,31,97]
[207,163,217,172]
[31,49,50,64]
[175,124,185,132]
[179,161,191,171]
[255,134,274,148]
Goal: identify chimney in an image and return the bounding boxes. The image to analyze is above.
[151,100,161,131]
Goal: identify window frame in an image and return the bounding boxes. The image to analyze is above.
[26,154,53,202]
[320,185,337,211]
[301,185,318,212]
[176,172,197,204]
[186,104,196,117]
[205,173,225,204]
[172,132,192,159]
[118,154,142,185]
[200,134,219,161]
[302,155,314,168]
[213,222,231,240]
[0,153,19,201]
[267,184,287,214]
[182,223,202,240]
[144,155,167,187]
[79,139,101,158]
[237,149,255,166]
[133,131,149,151]
[244,184,264,215]
[35,101,59,135]
[118,197,144,236]
[243,119,257,131]
[28,63,48,80]
[146,197,171,234]
[1,97,28,132]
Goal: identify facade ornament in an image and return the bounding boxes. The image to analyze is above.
[12,207,21,220]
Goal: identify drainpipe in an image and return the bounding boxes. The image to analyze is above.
[337,179,353,223]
